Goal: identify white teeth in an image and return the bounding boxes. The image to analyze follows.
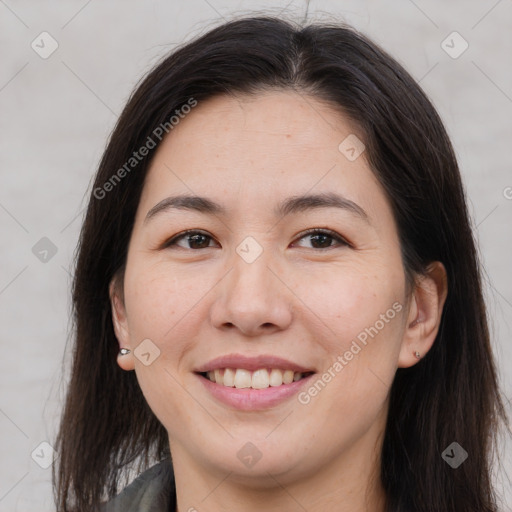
[223,368,235,387]
[233,369,252,388]
[204,368,308,388]
[269,369,283,387]
[252,369,270,389]
[283,370,294,384]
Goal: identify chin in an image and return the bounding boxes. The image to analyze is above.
[199,438,307,481]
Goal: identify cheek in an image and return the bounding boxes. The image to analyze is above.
[296,260,405,353]
[300,263,405,419]
[122,264,203,425]
[124,260,200,335]
[294,260,406,423]
[122,262,200,372]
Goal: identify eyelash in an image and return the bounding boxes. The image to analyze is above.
[162,228,350,251]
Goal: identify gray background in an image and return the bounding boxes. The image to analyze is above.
[0,0,511,510]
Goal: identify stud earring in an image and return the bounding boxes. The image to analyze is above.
[414,351,421,359]
[119,348,131,356]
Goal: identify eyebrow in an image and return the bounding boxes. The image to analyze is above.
[144,192,370,225]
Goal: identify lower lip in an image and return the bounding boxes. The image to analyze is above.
[196,373,315,411]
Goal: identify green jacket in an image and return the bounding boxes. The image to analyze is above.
[99,458,176,512]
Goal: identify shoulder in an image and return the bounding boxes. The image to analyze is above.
[98,458,175,512]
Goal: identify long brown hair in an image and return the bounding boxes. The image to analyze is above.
[53,15,509,511]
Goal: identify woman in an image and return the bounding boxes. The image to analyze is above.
[52,15,509,512]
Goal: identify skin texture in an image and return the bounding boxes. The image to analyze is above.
[110,91,448,512]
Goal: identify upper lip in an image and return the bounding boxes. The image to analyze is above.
[195,354,315,373]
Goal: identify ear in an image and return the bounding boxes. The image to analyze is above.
[109,277,135,371]
[398,261,448,368]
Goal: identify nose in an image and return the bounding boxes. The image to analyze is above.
[209,249,293,337]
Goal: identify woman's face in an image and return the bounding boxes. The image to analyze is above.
[110,91,432,486]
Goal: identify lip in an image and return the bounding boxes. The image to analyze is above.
[196,372,316,411]
[194,353,315,373]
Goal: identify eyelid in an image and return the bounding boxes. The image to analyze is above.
[291,227,351,249]
[162,229,217,249]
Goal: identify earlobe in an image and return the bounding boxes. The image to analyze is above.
[398,261,448,368]
[109,279,135,371]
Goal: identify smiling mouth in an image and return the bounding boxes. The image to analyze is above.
[197,368,315,389]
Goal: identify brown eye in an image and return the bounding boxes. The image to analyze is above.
[293,228,349,250]
[164,230,217,250]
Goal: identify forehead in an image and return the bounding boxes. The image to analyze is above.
[161,90,359,159]
[136,90,390,228]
